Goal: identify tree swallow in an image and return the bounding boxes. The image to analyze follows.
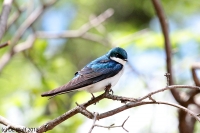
[41,47,128,98]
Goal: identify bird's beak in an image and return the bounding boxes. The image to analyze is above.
[124,59,128,61]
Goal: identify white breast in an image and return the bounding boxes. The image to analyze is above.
[78,57,126,93]
[78,67,124,93]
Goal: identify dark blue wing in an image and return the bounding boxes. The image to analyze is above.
[59,55,123,90]
[41,55,123,96]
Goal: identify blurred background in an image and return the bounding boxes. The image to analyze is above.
[0,0,200,133]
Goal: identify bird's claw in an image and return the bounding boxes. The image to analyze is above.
[104,84,113,95]
[108,89,114,95]
[104,88,114,95]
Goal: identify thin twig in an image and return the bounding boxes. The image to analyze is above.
[7,2,26,29]
[36,8,114,46]
[148,95,156,102]
[10,4,49,48]
[164,73,170,86]
[104,85,200,103]
[138,85,200,101]
[0,0,57,72]
[76,102,94,119]
[0,41,10,49]
[98,100,200,122]
[37,8,114,38]
[185,63,200,108]
[37,92,107,133]
[191,63,200,86]
[156,101,200,122]
[1,85,200,133]
[88,112,98,133]
[0,116,34,133]
[0,0,13,41]
[37,85,200,133]
[94,116,130,132]
[0,34,35,73]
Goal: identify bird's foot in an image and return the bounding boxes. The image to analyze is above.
[105,88,114,95]
[108,89,114,95]
[90,93,98,105]
[104,84,113,95]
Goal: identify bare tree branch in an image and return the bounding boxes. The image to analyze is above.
[76,102,94,119]
[0,34,35,72]
[138,85,200,101]
[37,91,106,133]
[36,8,114,46]
[0,0,13,41]
[0,85,199,133]
[10,0,56,48]
[36,85,200,133]
[0,0,57,73]
[151,1,200,132]
[151,0,185,105]
[7,1,26,29]
[88,116,130,133]
[188,63,200,105]
[0,6,114,74]
[88,112,98,133]
[36,8,114,38]
[191,63,200,86]
[93,116,129,132]
[0,41,10,49]
[0,116,37,133]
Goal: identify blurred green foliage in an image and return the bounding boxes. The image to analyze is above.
[0,0,200,133]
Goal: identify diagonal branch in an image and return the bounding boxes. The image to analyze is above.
[185,63,200,106]
[1,85,200,133]
[0,41,10,49]
[0,116,35,133]
[191,63,200,86]
[0,34,36,72]
[0,0,13,41]
[138,85,200,101]
[104,85,200,103]
[88,112,98,133]
[94,116,129,132]
[37,85,200,133]
[0,0,57,73]
[36,8,114,38]
[10,0,57,49]
[37,92,107,133]
[36,8,114,46]
[151,0,185,105]
[97,100,200,122]
[7,1,26,30]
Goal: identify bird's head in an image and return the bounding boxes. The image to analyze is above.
[107,47,128,65]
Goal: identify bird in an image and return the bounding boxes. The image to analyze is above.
[41,47,128,98]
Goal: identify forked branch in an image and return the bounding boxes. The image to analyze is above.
[0,84,200,133]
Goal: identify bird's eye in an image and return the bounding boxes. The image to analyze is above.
[115,53,124,59]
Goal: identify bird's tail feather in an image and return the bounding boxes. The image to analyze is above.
[41,90,59,97]
[41,85,74,97]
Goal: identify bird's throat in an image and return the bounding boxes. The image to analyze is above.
[110,57,126,65]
